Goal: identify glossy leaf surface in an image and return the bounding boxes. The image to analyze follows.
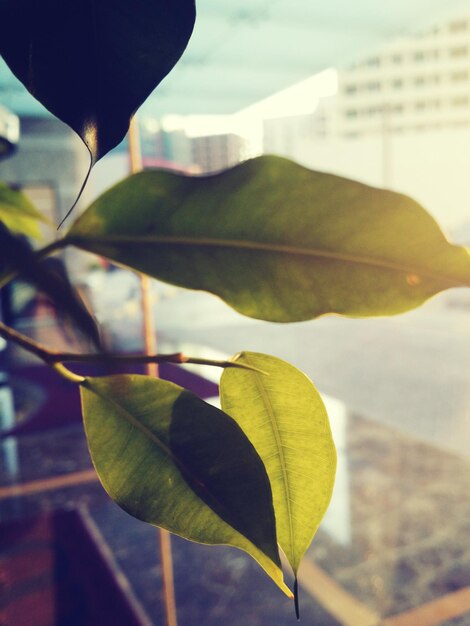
[0,0,195,163]
[221,352,336,574]
[0,183,47,239]
[68,155,470,321]
[81,374,290,596]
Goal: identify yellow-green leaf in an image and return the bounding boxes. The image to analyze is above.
[67,155,470,322]
[0,182,48,239]
[220,352,337,574]
[81,374,291,597]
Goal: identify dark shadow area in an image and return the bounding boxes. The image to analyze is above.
[0,508,149,626]
[169,392,279,564]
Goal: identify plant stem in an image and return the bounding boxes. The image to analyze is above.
[52,363,86,384]
[55,352,239,368]
[0,321,51,361]
[0,321,251,371]
[35,237,69,260]
[0,322,85,383]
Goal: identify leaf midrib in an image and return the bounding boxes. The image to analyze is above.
[86,381,183,469]
[70,234,469,285]
[242,355,295,566]
[86,380,278,563]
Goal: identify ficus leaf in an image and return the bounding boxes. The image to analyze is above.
[80,374,291,597]
[220,352,336,575]
[0,0,195,164]
[67,155,470,321]
[0,223,100,347]
[0,183,49,240]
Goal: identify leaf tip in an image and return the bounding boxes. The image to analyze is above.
[294,577,300,620]
[57,151,93,229]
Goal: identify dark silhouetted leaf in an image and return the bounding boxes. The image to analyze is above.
[0,0,195,164]
[0,223,100,347]
[221,352,336,574]
[67,155,470,321]
[0,182,48,240]
[81,374,291,596]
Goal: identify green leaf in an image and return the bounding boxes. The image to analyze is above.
[0,223,100,347]
[67,155,470,321]
[220,352,336,575]
[80,374,291,597]
[0,0,195,164]
[0,183,48,240]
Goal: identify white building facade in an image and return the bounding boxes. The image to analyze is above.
[262,11,470,238]
[338,15,470,138]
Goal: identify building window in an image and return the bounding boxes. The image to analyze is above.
[345,109,358,118]
[452,96,469,107]
[449,20,467,33]
[414,51,425,62]
[451,71,469,82]
[367,81,381,91]
[345,84,357,94]
[450,46,468,57]
[391,54,402,64]
[392,79,403,89]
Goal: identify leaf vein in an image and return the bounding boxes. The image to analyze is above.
[71,234,469,286]
[242,355,296,562]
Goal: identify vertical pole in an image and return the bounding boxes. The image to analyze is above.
[128,117,178,626]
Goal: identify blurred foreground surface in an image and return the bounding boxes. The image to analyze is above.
[1,399,469,625]
[1,283,469,625]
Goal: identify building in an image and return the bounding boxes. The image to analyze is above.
[140,120,248,174]
[190,133,248,173]
[140,122,193,170]
[337,14,470,139]
[261,10,470,231]
[264,12,470,147]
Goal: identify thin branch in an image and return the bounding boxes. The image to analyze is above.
[35,237,69,260]
[52,363,86,384]
[0,321,51,362]
[49,351,260,371]
[0,322,86,384]
[0,321,261,373]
